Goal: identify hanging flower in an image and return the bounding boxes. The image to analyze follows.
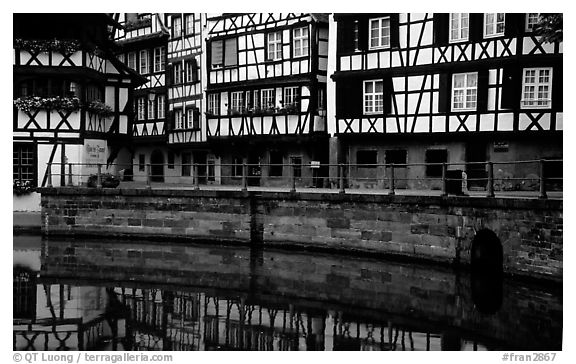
[14,38,81,55]
[13,180,35,195]
[14,96,81,114]
[86,100,114,117]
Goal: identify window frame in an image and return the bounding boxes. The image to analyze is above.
[451,72,478,112]
[483,13,505,39]
[283,86,301,111]
[425,149,448,178]
[357,150,378,168]
[156,95,165,119]
[153,47,166,72]
[449,13,469,43]
[139,50,149,74]
[147,98,155,120]
[137,97,146,120]
[174,109,184,129]
[261,88,276,110]
[184,14,194,35]
[521,67,553,109]
[289,156,303,178]
[127,52,136,70]
[526,13,540,32]
[173,16,182,38]
[13,143,37,187]
[292,26,309,58]
[207,93,219,115]
[267,31,283,60]
[186,108,195,129]
[363,80,384,115]
[138,154,146,172]
[230,91,245,114]
[369,17,391,50]
[173,62,183,84]
[185,60,196,83]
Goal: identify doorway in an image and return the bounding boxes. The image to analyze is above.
[385,149,408,189]
[150,150,164,182]
[466,141,488,189]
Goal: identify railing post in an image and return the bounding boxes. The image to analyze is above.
[47,162,53,188]
[242,161,248,192]
[96,164,103,189]
[146,163,151,189]
[193,163,199,190]
[539,159,547,199]
[388,163,395,195]
[290,163,296,193]
[486,161,495,198]
[67,163,73,187]
[338,163,345,194]
[441,163,447,197]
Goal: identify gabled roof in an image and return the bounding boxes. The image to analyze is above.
[310,13,329,23]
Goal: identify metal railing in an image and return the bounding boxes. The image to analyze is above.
[42,159,562,199]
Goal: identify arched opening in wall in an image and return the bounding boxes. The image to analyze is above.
[471,229,503,273]
[470,229,504,314]
[150,150,164,182]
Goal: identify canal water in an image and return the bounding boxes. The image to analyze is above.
[14,234,562,351]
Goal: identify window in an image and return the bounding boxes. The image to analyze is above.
[290,156,302,178]
[13,144,35,186]
[230,91,245,114]
[261,89,275,110]
[267,31,282,60]
[147,98,155,119]
[293,27,309,57]
[252,90,260,110]
[156,95,165,119]
[425,149,448,177]
[385,150,407,165]
[185,60,197,83]
[357,150,378,168]
[174,109,184,129]
[484,13,505,38]
[167,152,175,169]
[354,20,360,50]
[173,16,182,37]
[210,39,237,68]
[369,17,391,49]
[174,62,182,84]
[284,87,300,110]
[364,80,384,114]
[182,153,191,177]
[137,98,146,120]
[526,13,540,31]
[139,50,149,74]
[138,154,145,172]
[232,157,243,178]
[186,108,199,129]
[449,13,469,43]
[269,151,283,177]
[521,68,552,108]
[154,47,165,72]
[127,52,136,70]
[185,14,194,35]
[452,72,477,111]
[207,93,219,115]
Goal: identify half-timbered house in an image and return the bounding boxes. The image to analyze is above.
[205,13,330,187]
[13,13,145,210]
[331,13,562,190]
[113,13,170,182]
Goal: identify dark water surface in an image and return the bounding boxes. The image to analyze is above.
[13,235,562,351]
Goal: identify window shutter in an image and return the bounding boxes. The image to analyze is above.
[477,69,489,112]
[433,13,449,46]
[469,13,484,42]
[336,78,363,118]
[337,18,355,53]
[384,77,394,114]
[504,13,524,38]
[357,17,369,51]
[224,39,237,66]
[390,14,400,48]
[501,66,521,110]
[552,63,563,111]
[211,40,223,66]
[193,107,200,129]
[191,58,199,82]
[438,73,451,113]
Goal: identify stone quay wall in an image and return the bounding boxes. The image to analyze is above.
[39,187,562,281]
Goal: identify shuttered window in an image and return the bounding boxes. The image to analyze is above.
[224,39,237,66]
[211,40,224,67]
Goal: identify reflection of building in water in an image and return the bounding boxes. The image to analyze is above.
[13,280,128,351]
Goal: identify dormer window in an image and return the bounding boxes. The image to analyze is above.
[369,17,390,50]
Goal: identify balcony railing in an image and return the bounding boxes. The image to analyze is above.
[40,158,562,199]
